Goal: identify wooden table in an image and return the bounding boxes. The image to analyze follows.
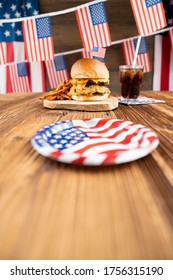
[0,91,173,260]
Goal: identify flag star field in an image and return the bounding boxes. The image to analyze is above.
[145,0,162,8]
[134,37,148,54]
[0,0,39,42]
[36,17,52,39]
[54,55,67,71]
[89,3,107,25]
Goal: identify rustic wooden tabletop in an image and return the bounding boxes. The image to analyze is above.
[0,91,173,260]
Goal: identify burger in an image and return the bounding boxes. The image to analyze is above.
[69,58,111,101]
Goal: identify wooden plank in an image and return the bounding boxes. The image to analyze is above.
[43,96,118,111]
[0,91,173,260]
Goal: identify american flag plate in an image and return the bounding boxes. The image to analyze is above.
[31,118,159,166]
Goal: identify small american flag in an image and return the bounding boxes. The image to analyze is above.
[75,2,112,51]
[123,37,152,72]
[22,16,54,62]
[91,46,106,62]
[130,0,167,35]
[9,62,30,93]
[45,55,70,89]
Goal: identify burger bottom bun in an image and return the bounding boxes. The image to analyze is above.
[71,93,110,102]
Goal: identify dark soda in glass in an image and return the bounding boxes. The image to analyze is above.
[119,65,144,99]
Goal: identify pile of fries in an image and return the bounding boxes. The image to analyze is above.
[40,80,73,101]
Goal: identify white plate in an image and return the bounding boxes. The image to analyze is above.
[31,118,159,166]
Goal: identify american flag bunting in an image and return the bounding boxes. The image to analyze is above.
[22,16,54,62]
[130,0,167,35]
[9,62,31,93]
[123,37,152,72]
[0,0,42,93]
[153,34,173,90]
[75,2,112,51]
[45,55,70,89]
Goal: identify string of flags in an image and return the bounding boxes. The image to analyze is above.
[130,0,167,35]
[0,0,172,94]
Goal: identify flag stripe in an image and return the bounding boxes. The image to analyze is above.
[75,4,111,51]
[169,28,173,49]
[82,50,92,58]
[160,35,170,90]
[0,65,7,94]
[75,9,88,50]
[141,1,151,34]
[130,0,167,35]
[0,43,6,64]
[23,17,54,62]
[86,7,98,49]
[9,64,30,93]
[153,34,173,91]
[46,59,57,88]
[169,53,173,90]
[153,35,162,90]
[29,61,46,92]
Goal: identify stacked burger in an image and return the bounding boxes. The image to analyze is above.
[69,58,110,101]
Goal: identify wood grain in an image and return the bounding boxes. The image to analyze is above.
[0,91,173,260]
[43,96,118,111]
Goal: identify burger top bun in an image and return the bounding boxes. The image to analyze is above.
[71,58,109,79]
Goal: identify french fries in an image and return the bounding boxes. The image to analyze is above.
[40,80,73,101]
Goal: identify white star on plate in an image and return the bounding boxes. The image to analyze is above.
[15,11,21,18]
[4,13,10,19]
[11,22,15,28]
[4,30,10,37]
[26,2,32,9]
[0,3,3,8]
[16,29,22,36]
[0,22,3,27]
[33,10,39,16]
[11,4,16,11]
